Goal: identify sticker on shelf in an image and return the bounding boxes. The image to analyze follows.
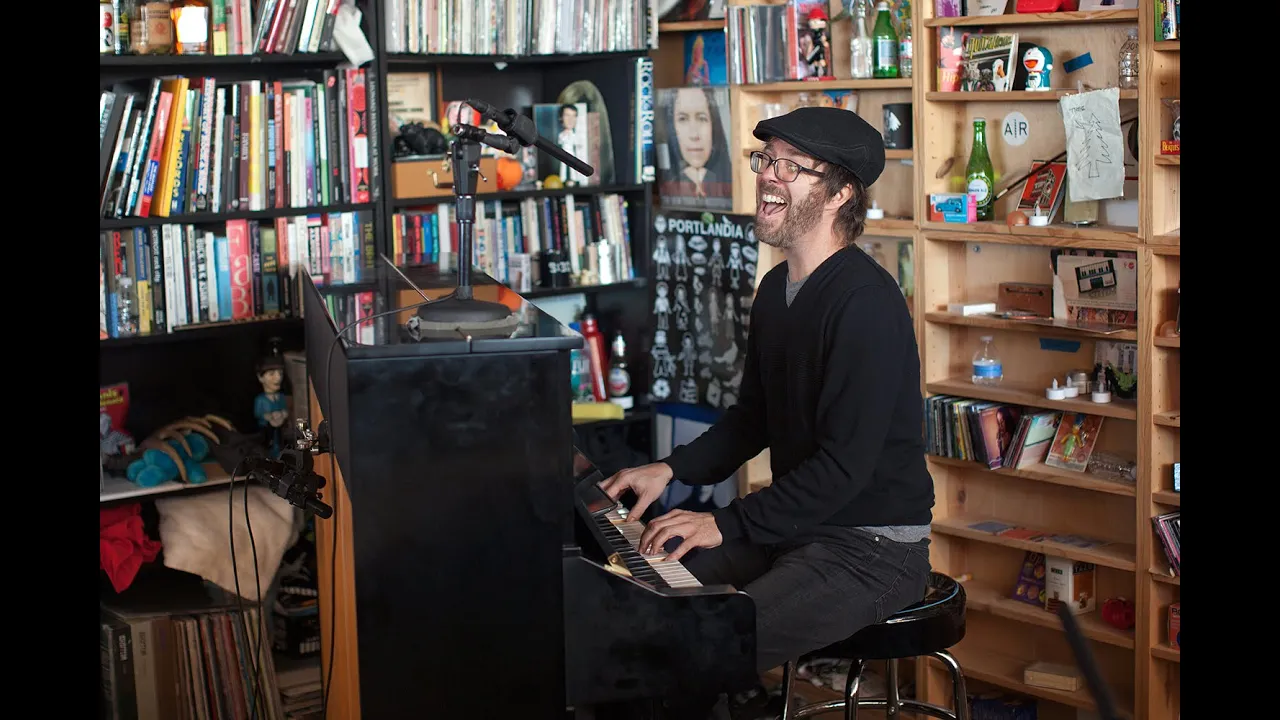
[1001,111,1030,147]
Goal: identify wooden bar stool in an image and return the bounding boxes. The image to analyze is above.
[779,572,969,720]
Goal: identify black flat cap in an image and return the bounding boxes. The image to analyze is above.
[753,106,886,187]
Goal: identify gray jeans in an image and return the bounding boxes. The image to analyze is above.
[685,526,932,674]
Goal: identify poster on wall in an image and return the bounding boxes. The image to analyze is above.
[648,209,758,410]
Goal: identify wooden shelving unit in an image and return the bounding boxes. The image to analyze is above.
[913,3,1178,718]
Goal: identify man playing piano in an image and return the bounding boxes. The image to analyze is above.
[603,107,935,719]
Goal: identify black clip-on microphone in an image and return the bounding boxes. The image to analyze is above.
[414,98,595,330]
[243,419,335,519]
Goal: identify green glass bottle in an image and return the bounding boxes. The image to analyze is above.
[966,117,995,221]
[872,1,899,79]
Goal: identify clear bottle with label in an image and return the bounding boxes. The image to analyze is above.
[607,331,634,409]
[965,117,995,222]
[130,0,173,55]
[1118,28,1139,89]
[849,0,873,80]
[898,5,912,78]
[872,1,899,78]
[971,335,1003,386]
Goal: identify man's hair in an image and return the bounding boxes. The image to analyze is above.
[559,104,577,118]
[816,163,869,246]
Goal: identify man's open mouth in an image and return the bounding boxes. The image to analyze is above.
[759,192,788,218]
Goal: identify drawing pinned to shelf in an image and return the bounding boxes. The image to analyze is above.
[651,330,676,379]
[1060,87,1125,201]
[679,377,700,404]
[654,282,670,330]
[652,378,671,400]
[674,285,691,331]
[680,333,697,376]
[728,243,743,289]
[706,377,723,407]
[710,238,724,285]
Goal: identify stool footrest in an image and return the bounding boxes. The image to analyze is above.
[793,698,960,720]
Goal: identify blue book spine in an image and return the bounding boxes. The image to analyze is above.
[215,235,233,320]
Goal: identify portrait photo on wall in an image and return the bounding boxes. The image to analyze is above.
[655,86,733,211]
[648,210,758,411]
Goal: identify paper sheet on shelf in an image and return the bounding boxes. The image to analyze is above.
[1060,88,1125,201]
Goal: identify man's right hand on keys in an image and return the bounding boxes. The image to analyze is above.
[601,462,675,520]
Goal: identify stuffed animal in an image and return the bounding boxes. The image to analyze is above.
[127,431,211,487]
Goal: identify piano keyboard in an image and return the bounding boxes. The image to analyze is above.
[595,506,703,590]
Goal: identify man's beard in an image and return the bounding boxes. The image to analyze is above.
[755,182,824,250]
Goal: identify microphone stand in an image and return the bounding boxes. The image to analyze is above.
[415,99,595,329]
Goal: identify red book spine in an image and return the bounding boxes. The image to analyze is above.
[226,219,253,319]
[345,68,370,203]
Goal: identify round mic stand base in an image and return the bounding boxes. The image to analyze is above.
[416,295,520,339]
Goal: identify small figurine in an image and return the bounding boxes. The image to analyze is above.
[254,343,290,457]
[804,7,834,80]
[1021,45,1053,91]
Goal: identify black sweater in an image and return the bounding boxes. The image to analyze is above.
[662,246,934,544]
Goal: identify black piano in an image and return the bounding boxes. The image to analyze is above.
[304,260,756,719]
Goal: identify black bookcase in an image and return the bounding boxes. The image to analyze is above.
[100,0,655,452]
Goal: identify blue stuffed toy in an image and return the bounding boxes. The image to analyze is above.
[124,418,229,487]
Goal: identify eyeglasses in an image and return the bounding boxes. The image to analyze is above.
[749,150,825,183]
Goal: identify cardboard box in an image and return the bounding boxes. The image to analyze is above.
[1168,602,1180,649]
[1044,556,1096,615]
[1023,661,1083,692]
[997,282,1053,317]
[929,193,977,223]
[392,155,498,200]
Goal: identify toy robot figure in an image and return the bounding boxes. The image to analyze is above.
[727,243,743,289]
[805,7,833,79]
[653,235,671,280]
[653,282,670,330]
[709,238,725,286]
[679,333,697,377]
[254,348,290,458]
[674,235,691,282]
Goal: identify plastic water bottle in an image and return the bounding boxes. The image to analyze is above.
[1118,28,1139,89]
[971,335,1003,386]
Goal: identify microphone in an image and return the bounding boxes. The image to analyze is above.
[243,420,335,519]
[465,98,595,178]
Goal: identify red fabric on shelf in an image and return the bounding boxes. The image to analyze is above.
[100,503,163,592]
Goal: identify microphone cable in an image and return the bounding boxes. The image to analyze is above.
[320,290,454,719]
[227,456,269,720]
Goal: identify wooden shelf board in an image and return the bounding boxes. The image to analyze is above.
[1153,155,1181,166]
[1153,411,1180,428]
[1154,40,1181,52]
[927,377,1138,421]
[101,463,235,503]
[385,50,647,66]
[1150,228,1180,248]
[924,10,1140,27]
[925,311,1138,341]
[962,582,1135,649]
[391,183,646,208]
[1152,335,1180,348]
[100,52,345,68]
[923,222,1140,248]
[740,78,913,92]
[658,20,725,33]
[1152,490,1181,507]
[1150,568,1180,586]
[932,515,1136,571]
[1151,646,1181,663]
[945,645,1134,718]
[926,90,1139,102]
[1151,243,1180,255]
[864,218,917,237]
[101,315,303,348]
[927,455,1136,497]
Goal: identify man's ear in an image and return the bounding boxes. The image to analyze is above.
[826,182,855,212]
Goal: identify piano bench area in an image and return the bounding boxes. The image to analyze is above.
[779,572,969,720]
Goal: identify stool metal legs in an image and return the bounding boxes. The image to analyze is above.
[780,653,968,720]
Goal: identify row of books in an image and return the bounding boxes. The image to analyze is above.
[321,289,380,346]
[925,395,1105,474]
[1154,0,1181,41]
[382,0,657,56]
[725,1,828,85]
[393,193,636,292]
[1152,510,1180,576]
[101,599,283,720]
[99,211,374,339]
[99,69,376,221]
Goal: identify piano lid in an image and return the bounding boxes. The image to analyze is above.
[307,255,584,357]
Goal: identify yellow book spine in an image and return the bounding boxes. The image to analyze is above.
[249,81,262,211]
[152,78,189,218]
[136,280,152,334]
